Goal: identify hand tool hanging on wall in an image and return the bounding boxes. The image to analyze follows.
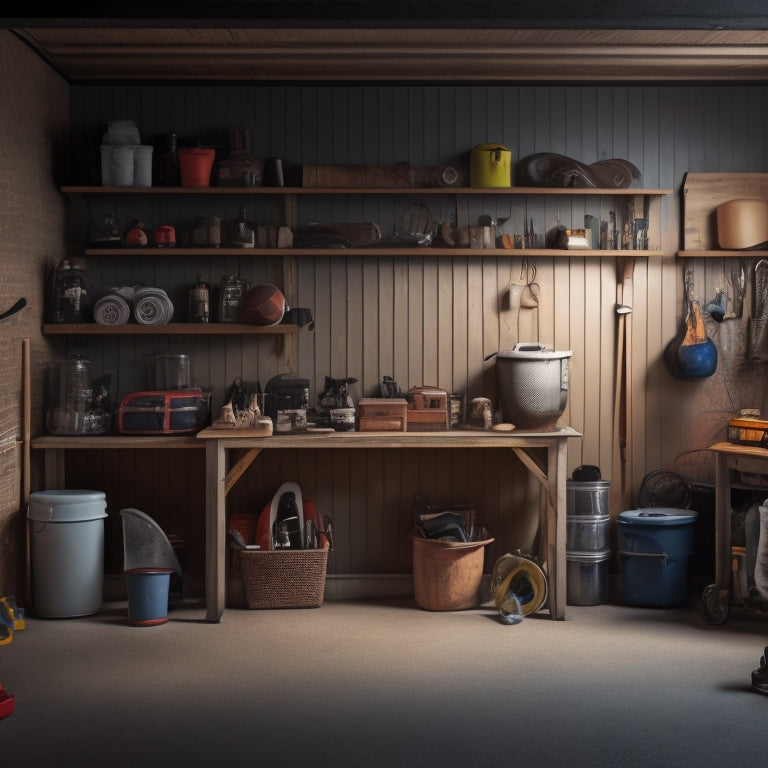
[663,265,718,379]
[0,298,26,323]
[610,257,634,518]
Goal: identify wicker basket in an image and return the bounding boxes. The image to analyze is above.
[234,547,329,609]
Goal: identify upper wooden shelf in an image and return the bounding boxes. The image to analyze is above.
[84,247,663,258]
[62,185,673,197]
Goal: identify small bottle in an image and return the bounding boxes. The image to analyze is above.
[154,132,180,186]
[219,274,247,323]
[229,206,256,248]
[188,275,210,323]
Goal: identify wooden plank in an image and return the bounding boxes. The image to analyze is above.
[683,172,768,251]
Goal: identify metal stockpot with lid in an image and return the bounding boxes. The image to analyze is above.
[487,343,573,430]
[470,143,512,188]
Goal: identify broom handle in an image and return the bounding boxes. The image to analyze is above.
[22,338,31,609]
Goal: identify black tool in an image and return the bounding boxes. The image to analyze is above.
[0,298,26,323]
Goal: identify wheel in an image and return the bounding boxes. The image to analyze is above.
[700,583,729,625]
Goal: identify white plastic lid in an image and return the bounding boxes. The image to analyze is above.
[28,490,107,522]
[496,343,573,361]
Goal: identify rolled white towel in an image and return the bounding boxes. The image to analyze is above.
[93,291,131,325]
[133,287,174,325]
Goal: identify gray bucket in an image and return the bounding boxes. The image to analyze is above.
[28,490,108,618]
[567,479,611,516]
[493,343,573,430]
[566,548,610,606]
[566,514,610,551]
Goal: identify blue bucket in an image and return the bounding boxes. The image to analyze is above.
[618,508,698,607]
[125,568,173,626]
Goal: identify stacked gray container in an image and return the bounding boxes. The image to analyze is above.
[566,468,611,605]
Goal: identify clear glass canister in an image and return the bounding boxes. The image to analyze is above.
[46,357,110,435]
[51,258,89,323]
[219,274,248,322]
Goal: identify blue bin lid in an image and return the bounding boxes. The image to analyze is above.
[618,508,698,525]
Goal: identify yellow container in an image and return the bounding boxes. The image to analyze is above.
[470,143,512,188]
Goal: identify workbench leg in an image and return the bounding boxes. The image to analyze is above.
[205,439,227,622]
[714,452,732,601]
[546,439,568,620]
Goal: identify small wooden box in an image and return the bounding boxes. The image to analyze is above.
[406,386,449,431]
[406,409,449,431]
[358,398,408,432]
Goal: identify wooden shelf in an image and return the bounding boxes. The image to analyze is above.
[85,246,663,258]
[678,250,768,258]
[62,185,673,197]
[32,434,202,450]
[43,322,298,336]
[68,185,671,259]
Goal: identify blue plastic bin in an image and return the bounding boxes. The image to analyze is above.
[618,508,698,607]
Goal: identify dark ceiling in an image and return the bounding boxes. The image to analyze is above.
[4,2,768,28]
[3,3,768,82]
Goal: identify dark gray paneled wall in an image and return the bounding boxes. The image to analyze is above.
[62,84,768,580]
[66,84,768,410]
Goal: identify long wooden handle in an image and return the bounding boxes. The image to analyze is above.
[22,338,31,609]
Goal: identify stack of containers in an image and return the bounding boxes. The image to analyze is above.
[100,120,153,187]
[566,466,611,605]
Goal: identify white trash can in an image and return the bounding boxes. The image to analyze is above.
[28,490,108,617]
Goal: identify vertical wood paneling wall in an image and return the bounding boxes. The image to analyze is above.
[61,84,768,584]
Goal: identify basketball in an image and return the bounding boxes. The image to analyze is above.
[241,283,287,325]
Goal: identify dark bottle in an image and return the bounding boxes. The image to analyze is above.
[154,132,180,186]
[188,275,210,323]
[229,205,256,248]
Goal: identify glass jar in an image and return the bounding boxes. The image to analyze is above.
[188,275,211,323]
[46,357,110,435]
[51,258,89,323]
[219,274,248,323]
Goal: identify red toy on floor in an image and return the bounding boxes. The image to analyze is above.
[0,684,14,719]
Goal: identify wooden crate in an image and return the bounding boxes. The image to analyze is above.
[358,398,407,432]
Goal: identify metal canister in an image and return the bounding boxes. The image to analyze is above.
[470,144,512,188]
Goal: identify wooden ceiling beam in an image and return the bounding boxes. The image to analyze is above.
[12,26,768,81]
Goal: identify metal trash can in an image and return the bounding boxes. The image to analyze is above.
[28,490,108,617]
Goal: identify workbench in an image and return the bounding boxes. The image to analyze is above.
[196,426,580,622]
[32,426,580,623]
[703,441,768,623]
